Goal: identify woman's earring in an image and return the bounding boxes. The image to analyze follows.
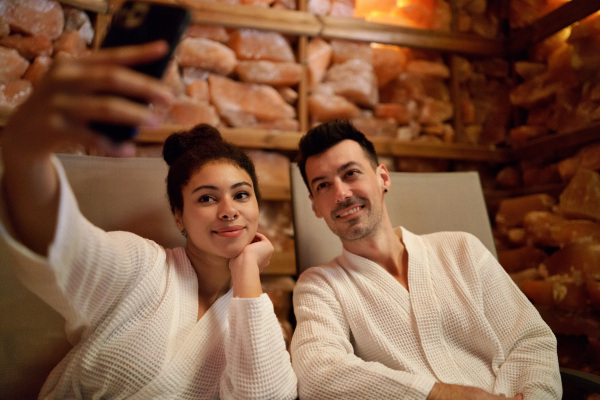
[181,229,187,238]
[384,189,388,193]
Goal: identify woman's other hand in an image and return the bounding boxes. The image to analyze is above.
[229,233,274,298]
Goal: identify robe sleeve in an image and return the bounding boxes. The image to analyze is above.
[220,293,297,400]
[0,156,161,337]
[472,238,562,400]
[291,267,436,400]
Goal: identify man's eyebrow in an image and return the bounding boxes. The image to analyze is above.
[309,161,359,187]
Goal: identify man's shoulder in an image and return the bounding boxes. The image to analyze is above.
[296,259,346,284]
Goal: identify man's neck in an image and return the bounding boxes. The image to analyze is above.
[343,224,409,289]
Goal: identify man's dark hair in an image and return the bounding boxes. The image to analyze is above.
[297,119,379,193]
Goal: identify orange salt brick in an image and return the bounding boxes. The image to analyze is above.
[166,97,220,127]
[498,246,547,274]
[0,46,29,82]
[330,0,353,16]
[552,281,588,310]
[569,11,600,40]
[307,93,360,122]
[163,61,185,96]
[509,73,560,108]
[506,227,527,247]
[236,60,303,86]
[496,194,557,230]
[351,117,398,138]
[0,79,33,110]
[247,150,291,191]
[418,98,453,125]
[254,119,299,131]
[324,59,378,108]
[307,0,331,15]
[228,29,294,62]
[0,21,9,37]
[54,29,88,58]
[330,39,372,65]
[514,61,547,80]
[23,55,52,86]
[521,163,561,186]
[557,168,600,222]
[64,8,94,45]
[208,74,296,122]
[557,142,600,181]
[495,166,522,189]
[277,87,298,104]
[374,103,413,125]
[0,0,64,40]
[220,109,258,128]
[182,67,210,86]
[185,24,230,43]
[0,34,52,60]
[509,125,548,144]
[273,0,297,10]
[550,220,600,247]
[519,280,554,306]
[541,241,600,277]
[405,60,450,79]
[307,38,332,88]
[176,37,236,76]
[522,210,566,248]
[372,44,406,88]
[241,0,274,8]
[186,80,210,104]
[422,123,454,143]
[461,92,475,125]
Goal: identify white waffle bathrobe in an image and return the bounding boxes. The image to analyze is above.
[0,159,297,400]
[291,227,561,400]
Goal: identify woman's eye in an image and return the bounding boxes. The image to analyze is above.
[198,195,215,203]
[235,191,250,200]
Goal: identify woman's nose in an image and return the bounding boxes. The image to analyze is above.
[219,198,238,221]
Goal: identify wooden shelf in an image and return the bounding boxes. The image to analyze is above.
[511,122,600,161]
[59,0,108,13]
[509,0,600,55]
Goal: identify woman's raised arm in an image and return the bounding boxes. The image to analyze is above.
[1,41,173,255]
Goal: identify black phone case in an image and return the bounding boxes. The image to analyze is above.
[92,1,190,142]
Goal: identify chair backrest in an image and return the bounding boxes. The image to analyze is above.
[290,163,497,273]
[0,154,183,399]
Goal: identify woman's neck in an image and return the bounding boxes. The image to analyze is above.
[185,247,232,307]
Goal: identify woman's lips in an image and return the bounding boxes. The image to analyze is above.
[213,225,245,237]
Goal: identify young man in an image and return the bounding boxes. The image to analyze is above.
[290,120,562,400]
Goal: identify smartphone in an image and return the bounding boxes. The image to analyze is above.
[92,1,191,142]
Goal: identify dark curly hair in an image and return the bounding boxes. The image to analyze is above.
[163,124,260,214]
[296,119,378,193]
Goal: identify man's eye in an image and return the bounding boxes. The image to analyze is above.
[315,182,328,191]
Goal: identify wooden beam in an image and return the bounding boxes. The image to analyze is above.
[59,0,109,13]
[509,0,600,55]
[511,122,600,161]
[319,15,506,57]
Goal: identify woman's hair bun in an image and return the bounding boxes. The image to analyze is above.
[163,124,223,166]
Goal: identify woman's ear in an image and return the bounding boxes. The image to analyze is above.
[174,209,184,231]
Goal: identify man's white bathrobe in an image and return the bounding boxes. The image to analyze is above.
[291,227,561,400]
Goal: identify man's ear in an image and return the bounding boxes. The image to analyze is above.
[377,164,391,193]
[309,194,323,219]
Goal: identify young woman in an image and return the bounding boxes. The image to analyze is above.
[0,42,297,399]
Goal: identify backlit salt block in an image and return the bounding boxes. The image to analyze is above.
[509,73,560,108]
[374,103,414,125]
[331,39,372,65]
[209,74,296,122]
[405,59,450,79]
[307,38,332,88]
[557,142,600,181]
[0,79,32,110]
[228,29,295,62]
[351,116,398,138]
[514,61,547,80]
[185,23,230,43]
[372,44,406,88]
[54,29,88,58]
[0,46,29,83]
[0,0,64,40]
[186,80,210,104]
[165,96,220,127]
[176,37,237,76]
[556,168,600,222]
[23,55,52,86]
[0,34,52,60]
[509,125,549,144]
[418,98,453,125]
[236,60,303,86]
[308,92,360,122]
[496,194,557,229]
[324,59,378,107]
[499,245,548,274]
[522,210,565,247]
